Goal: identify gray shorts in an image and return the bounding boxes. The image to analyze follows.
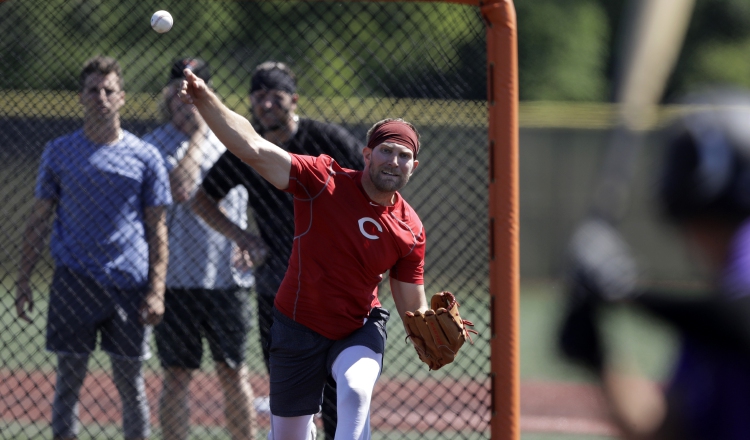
[155,287,251,370]
[268,306,389,417]
[46,266,151,359]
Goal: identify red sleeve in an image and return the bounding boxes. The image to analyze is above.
[286,153,334,197]
[390,227,426,285]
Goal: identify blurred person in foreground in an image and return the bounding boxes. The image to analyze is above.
[143,58,266,440]
[191,61,363,437]
[558,88,750,440]
[15,55,171,440]
[180,67,429,439]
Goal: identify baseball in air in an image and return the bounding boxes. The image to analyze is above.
[151,10,173,33]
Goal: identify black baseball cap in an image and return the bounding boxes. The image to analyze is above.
[250,61,296,95]
[169,58,211,83]
[658,88,750,223]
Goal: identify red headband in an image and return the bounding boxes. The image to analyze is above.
[366,120,419,158]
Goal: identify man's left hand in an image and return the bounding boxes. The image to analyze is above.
[140,289,165,326]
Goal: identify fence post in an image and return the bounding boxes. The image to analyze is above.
[482,1,520,439]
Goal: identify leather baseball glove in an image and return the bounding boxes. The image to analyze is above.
[404,291,477,370]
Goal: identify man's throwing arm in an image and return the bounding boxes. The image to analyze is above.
[179,69,291,190]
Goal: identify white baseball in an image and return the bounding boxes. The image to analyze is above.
[151,10,173,33]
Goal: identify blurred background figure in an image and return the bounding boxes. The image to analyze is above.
[14,55,171,440]
[144,58,265,440]
[558,88,750,440]
[192,60,364,438]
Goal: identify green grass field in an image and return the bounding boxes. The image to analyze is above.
[520,282,678,382]
[519,283,679,440]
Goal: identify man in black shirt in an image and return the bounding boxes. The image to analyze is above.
[192,61,363,438]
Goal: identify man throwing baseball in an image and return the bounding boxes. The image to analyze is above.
[179,69,430,439]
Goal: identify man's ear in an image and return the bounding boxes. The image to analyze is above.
[114,90,126,109]
[291,93,300,104]
[362,146,372,164]
[411,159,419,173]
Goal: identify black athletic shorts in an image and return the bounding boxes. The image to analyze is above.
[268,306,389,417]
[46,266,151,360]
[155,287,251,370]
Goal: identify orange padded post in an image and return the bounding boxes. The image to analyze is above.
[482,1,520,439]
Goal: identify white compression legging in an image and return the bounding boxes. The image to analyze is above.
[267,345,382,440]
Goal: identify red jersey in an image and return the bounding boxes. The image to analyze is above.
[274,154,425,340]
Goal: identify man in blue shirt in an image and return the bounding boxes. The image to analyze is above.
[15,55,172,440]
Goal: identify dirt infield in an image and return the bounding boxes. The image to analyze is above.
[1,369,617,436]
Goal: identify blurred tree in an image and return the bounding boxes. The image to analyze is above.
[0,0,485,99]
[666,0,750,100]
[3,0,750,102]
[232,1,485,99]
[0,0,250,93]
[516,0,611,101]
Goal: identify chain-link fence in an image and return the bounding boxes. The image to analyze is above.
[1,1,491,439]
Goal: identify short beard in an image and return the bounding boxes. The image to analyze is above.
[369,166,409,193]
[251,107,292,133]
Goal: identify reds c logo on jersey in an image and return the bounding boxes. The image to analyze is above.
[358,217,382,240]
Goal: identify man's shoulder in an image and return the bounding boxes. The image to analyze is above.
[292,152,346,168]
[141,123,185,151]
[142,123,174,142]
[393,195,424,230]
[119,131,170,172]
[122,131,161,154]
[289,151,326,167]
[299,118,356,141]
[42,130,87,162]
[297,118,363,168]
[289,153,358,180]
[47,129,84,148]
[299,117,335,131]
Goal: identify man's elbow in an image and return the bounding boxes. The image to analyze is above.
[189,189,216,220]
[171,188,191,203]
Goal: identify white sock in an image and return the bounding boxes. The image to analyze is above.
[331,346,383,440]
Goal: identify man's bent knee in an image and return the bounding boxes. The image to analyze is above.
[268,414,316,440]
[163,367,193,389]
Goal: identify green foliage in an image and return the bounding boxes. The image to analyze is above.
[0,0,485,100]
[667,0,750,99]
[228,1,485,99]
[515,0,750,102]
[682,37,750,89]
[4,0,750,102]
[517,0,610,101]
